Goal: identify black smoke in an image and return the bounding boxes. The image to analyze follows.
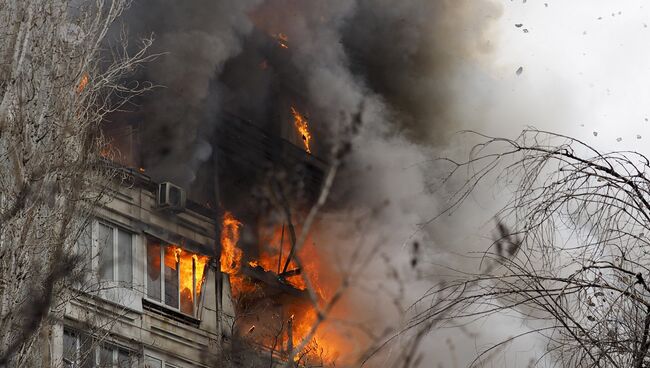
[110,1,514,366]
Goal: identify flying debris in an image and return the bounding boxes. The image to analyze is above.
[410,241,420,268]
[516,66,524,76]
[272,32,289,49]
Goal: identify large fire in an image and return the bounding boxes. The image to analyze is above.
[257,224,328,299]
[219,212,346,365]
[290,107,312,154]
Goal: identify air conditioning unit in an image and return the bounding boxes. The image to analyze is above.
[157,182,186,212]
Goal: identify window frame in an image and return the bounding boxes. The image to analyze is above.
[144,237,208,318]
[62,328,137,368]
[144,353,181,368]
[77,219,135,287]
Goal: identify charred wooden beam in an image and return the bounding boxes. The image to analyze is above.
[278,268,301,278]
[242,263,307,298]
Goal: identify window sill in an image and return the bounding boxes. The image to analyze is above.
[142,299,200,327]
[71,282,143,314]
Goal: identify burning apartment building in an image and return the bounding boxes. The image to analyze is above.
[36,0,455,365]
[11,0,639,367]
[46,19,338,367]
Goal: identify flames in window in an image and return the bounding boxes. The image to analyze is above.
[290,106,312,153]
[163,245,209,314]
[148,239,209,316]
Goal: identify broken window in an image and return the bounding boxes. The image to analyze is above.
[62,328,136,368]
[146,238,209,317]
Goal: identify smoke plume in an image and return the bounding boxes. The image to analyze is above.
[120,0,262,187]
[116,0,551,366]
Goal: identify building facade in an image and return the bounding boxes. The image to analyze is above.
[47,101,326,367]
[50,169,236,368]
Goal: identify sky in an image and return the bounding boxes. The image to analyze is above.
[473,0,650,154]
[409,1,650,366]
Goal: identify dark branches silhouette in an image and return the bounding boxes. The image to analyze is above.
[411,129,650,367]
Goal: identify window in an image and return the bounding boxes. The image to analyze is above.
[77,220,133,285]
[98,222,133,283]
[144,356,161,368]
[144,355,179,368]
[146,238,209,317]
[63,328,136,368]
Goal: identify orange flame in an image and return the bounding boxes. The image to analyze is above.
[290,107,312,153]
[162,244,209,313]
[253,224,342,362]
[220,212,243,274]
[220,212,257,298]
[273,33,289,49]
[76,73,89,93]
[220,214,347,364]
[256,225,328,298]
